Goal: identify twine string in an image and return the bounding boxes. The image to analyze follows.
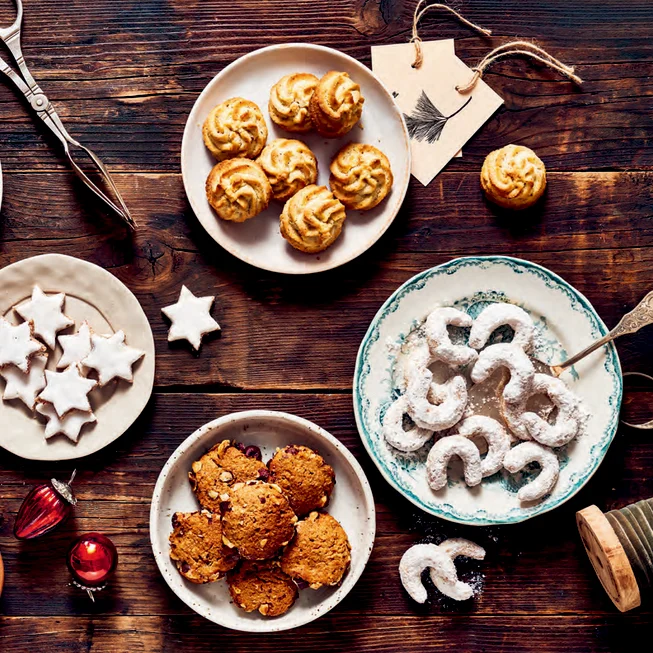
[410,1,492,69]
[455,40,583,93]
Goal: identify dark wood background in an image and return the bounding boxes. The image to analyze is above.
[1,0,652,650]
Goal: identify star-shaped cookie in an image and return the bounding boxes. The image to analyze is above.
[15,286,74,349]
[57,322,93,369]
[38,364,97,417]
[162,286,220,351]
[82,330,145,386]
[1,353,48,410]
[36,403,97,442]
[0,318,46,372]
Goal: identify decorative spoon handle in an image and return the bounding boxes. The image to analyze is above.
[552,291,653,375]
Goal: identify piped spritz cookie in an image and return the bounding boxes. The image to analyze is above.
[202,97,268,161]
[81,330,145,386]
[14,286,74,349]
[38,363,97,417]
[309,71,364,138]
[57,322,93,369]
[36,403,97,442]
[0,317,45,373]
[1,352,48,410]
[257,138,318,202]
[269,73,319,133]
[162,285,221,351]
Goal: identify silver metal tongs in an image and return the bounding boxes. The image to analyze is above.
[0,0,135,229]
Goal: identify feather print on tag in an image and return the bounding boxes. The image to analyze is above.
[404,92,472,144]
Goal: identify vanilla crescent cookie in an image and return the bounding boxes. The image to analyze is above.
[382,395,434,453]
[468,303,535,352]
[429,538,486,601]
[57,322,93,370]
[269,73,319,133]
[501,373,583,447]
[280,184,346,254]
[1,353,48,410]
[471,343,535,404]
[481,144,546,210]
[329,143,393,211]
[81,331,145,386]
[424,307,478,367]
[426,435,482,491]
[14,286,74,349]
[202,97,268,161]
[0,318,45,372]
[206,158,272,223]
[162,285,220,351]
[256,138,318,202]
[38,363,97,417]
[309,71,364,138]
[36,402,97,442]
[503,441,560,502]
[406,369,468,432]
[454,415,511,477]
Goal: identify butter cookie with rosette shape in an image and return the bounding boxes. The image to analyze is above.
[269,73,319,133]
[480,144,546,210]
[309,71,364,138]
[206,158,272,222]
[280,184,346,254]
[202,97,268,161]
[257,138,318,202]
[329,143,393,211]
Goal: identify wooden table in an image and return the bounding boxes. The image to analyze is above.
[1,1,652,650]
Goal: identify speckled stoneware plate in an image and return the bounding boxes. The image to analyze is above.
[181,43,411,275]
[0,254,155,461]
[150,410,376,632]
[353,256,623,525]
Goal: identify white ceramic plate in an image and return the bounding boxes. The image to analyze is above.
[150,410,376,632]
[181,43,411,274]
[354,256,623,525]
[0,254,155,461]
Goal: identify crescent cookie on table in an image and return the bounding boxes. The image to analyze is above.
[202,97,268,161]
[329,143,393,211]
[280,184,346,253]
[480,144,546,210]
[205,158,272,222]
[257,138,318,202]
[309,71,364,138]
[269,73,319,133]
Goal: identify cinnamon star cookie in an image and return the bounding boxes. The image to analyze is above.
[0,318,45,372]
[15,286,74,349]
[81,330,145,386]
[162,286,220,351]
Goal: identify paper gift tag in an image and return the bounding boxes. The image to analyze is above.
[372,39,503,186]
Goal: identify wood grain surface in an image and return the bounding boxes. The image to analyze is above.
[1,0,652,651]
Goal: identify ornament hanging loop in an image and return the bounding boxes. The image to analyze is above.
[410,1,492,69]
[456,41,583,93]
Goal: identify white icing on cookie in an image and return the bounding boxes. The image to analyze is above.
[503,441,560,502]
[454,415,511,477]
[468,303,535,351]
[1,352,48,410]
[382,395,434,453]
[424,307,478,367]
[429,538,486,601]
[406,369,468,431]
[82,330,145,386]
[0,318,45,372]
[399,543,459,603]
[426,435,482,491]
[15,286,74,349]
[57,322,93,369]
[38,364,97,417]
[36,402,97,442]
[162,285,220,351]
[471,343,535,403]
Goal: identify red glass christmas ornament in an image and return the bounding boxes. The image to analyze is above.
[67,532,118,601]
[14,471,77,540]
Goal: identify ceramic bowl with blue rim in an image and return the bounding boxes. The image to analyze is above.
[353,256,623,525]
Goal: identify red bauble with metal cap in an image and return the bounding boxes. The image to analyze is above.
[67,532,118,600]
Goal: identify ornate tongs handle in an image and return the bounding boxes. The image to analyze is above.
[553,291,653,375]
